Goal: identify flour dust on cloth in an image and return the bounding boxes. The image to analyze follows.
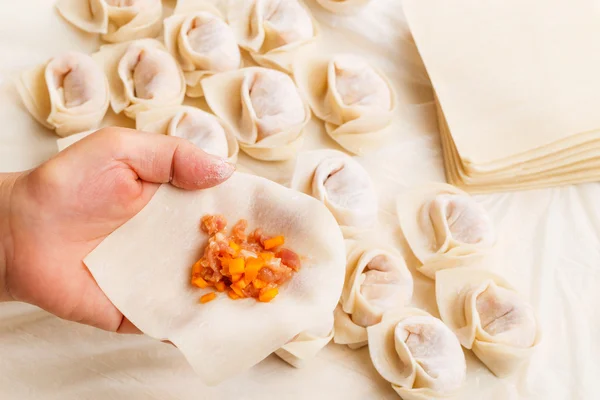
[136,106,239,162]
[404,0,600,192]
[163,0,242,97]
[83,173,346,385]
[16,51,110,137]
[92,38,185,119]
[202,67,311,161]
[228,0,319,73]
[56,0,163,43]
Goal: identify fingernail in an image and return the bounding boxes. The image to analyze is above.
[196,155,235,187]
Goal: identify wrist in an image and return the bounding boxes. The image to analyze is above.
[0,172,19,302]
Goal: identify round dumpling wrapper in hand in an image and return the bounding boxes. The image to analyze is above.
[228,0,319,72]
[92,39,185,119]
[290,149,378,235]
[274,316,334,368]
[293,53,396,155]
[435,267,541,377]
[83,172,346,385]
[315,0,373,15]
[396,183,496,279]
[163,0,242,97]
[334,240,413,348]
[16,51,110,137]
[136,106,239,162]
[367,308,467,400]
[56,0,163,43]
[202,67,311,161]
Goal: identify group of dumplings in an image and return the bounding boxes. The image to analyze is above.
[21,0,393,163]
[16,0,541,397]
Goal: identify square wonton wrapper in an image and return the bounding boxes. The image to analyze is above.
[84,173,346,385]
[404,0,600,167]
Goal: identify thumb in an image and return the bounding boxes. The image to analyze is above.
[92,127,235,190]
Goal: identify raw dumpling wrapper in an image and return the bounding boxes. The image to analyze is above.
[136,106,239,162]
[334,241,413,348]
[56,0,162,43]
[202,67,310,161]
[294,53,396,155]
[436,267,541,377]
[367,308,466,400]
[275,318,334,368]
[84,173,346,385]
[315,0,373,14]
[290,149,378,234]
[228,0,318,72]
[16,52,109,137]
[164,0,241,97]
[93,39,185,119]
[396,183,496,279]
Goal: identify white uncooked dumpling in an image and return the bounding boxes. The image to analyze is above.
[16,52,109,137]
[164,1,241,97]
[56,0,162,43]
[136,106,239,162]
[396,183,496,279]
[275,316,334,368]
[436,267,541,377]
[316,0,373,14]
[93,39,185,119]
[368,308,466,400]
[202,67,310,161]
[290,150,378,233]
[293,54,396,155]
[334,241,413,348]
[228,0,318,71]
[83,173,346,384]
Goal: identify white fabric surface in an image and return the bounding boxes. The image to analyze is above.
[0,0,598,399]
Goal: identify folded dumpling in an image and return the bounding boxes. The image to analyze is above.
[93,39,185,119]
[136,106,239,162]
[275,317,334,368]
[436,267,541,377]
[290,149,378,233]
[202,67,310,161]
[56,0,163,43]
[293,54,396,155]
[334,241,413,348]
[16,52,110,137]
[367,308,466,400]
[84,173,346,384]
[315,0,373,14]
[164,0,241,97]
[228,0,318,72]
[396,183,496,279]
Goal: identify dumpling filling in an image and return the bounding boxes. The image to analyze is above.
[191,215,302,303]
[333,55,392,109]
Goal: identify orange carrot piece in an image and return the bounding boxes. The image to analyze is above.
[244,258,263,284]
[229,257,245,275]
[258,288,279,302]
[231,273,243,282]
[200,292,217,304]
[231,285,245,298]
[227,290,240,300]
[215,281,226,292]
[253,279,267,289]
[260,252,274,262]
[263,236,284,250]
[191,260,202,276]
[191,276,209,289]
[229,241,240,254]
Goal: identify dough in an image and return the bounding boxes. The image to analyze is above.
[293,53,396,155]
[83,173,347,385]
[396,183,496,279]
[275,317,334,368]
[289,149,378,233]
[136,106,239,162]
[92,39,185,119]
[334,240,413,348]
[202,67,311,161]
[315,0,373,15]
[367,308,466,400]
[16,52,109,137]
[163,0,241,97]
[55,0,162,43]
[435,267,541,377]
[228,0,319,72]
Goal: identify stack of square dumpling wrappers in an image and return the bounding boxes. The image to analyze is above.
[404,0,600,193]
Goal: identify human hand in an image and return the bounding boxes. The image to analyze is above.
[0,127,234,333]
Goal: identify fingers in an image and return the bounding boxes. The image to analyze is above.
[117,317,142,334]
[93,127,235,190]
